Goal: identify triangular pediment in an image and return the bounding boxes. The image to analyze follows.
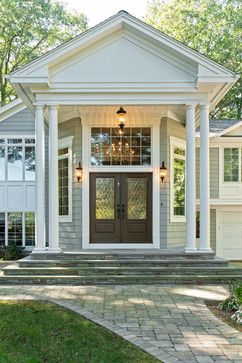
[50,35,196,84]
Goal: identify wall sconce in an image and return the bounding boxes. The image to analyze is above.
[160,161,167,183]
[75,162,83,183]
[116,106,127,134]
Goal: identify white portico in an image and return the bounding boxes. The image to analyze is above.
[8,11,238,253]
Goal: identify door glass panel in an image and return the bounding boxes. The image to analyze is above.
[96,178,114,219]
[128,178,147,219]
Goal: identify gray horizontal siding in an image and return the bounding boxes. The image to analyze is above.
[0,108,34,134]
[58,118,82,251]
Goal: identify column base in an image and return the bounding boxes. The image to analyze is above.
[184,247,198,253]
[46,247,62,253]
[32,247,46,253]
[198,247,213,253]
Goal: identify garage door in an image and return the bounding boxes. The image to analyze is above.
[217,211,242,260]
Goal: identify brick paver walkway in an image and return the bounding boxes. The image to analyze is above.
[0,285,241,363]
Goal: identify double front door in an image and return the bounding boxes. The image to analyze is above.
[90,173,152,243]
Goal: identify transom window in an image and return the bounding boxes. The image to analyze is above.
[0,212,35,247]
[91,127,151,166]
[224,148,242,182]
[0,138,35,181]
[170,138,186,221]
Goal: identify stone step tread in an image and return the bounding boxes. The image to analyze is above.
[0,275,240,285]
[7,266,240,273]
[20,258,227,265]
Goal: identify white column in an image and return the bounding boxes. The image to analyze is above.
[185,104,197,252]
[34,105,46,252]
[48,105,61,252]
[199,104,212,252]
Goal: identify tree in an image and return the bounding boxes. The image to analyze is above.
[145,0,241,119]
[0,0,88,106]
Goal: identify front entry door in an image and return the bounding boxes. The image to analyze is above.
[90,173,152,243]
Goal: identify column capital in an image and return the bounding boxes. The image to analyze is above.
[33,103,45,110]
[48,105,59,111]
[185,104,196,110]
[200,103,210,110]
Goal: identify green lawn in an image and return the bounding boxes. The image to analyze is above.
[0,301,160,363]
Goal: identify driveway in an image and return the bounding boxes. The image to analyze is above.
[0,284,241,363]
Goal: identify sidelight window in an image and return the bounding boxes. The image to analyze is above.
[91,127,151,166]
[58,137,73,221]
[170,138,186,222]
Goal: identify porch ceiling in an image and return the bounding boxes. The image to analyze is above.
[58,104,186,125]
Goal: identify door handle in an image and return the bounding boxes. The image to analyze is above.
[121,204,125,219]
[117,204,121,219]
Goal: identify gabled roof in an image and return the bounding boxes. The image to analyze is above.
[196,119,242,137]
[9,10,238,80]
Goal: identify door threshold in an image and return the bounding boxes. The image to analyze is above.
[86,243,155,249]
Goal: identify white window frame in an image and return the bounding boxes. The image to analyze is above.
[0,135,35,182]
[0,211,35,250]
[170,136,186,223]
[58,136,73,223]
[222,146,242,183]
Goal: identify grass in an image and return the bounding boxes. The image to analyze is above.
[0,300,160,363]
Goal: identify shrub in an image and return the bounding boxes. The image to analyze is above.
[231,308,242,325]
[0,242,23,261]
[218,282,241,312]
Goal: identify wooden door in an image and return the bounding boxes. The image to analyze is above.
[90,173,152,243]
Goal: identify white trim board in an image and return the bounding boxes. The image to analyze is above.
[82,121,160,249]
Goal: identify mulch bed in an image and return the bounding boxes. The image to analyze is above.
[205,300,242,332]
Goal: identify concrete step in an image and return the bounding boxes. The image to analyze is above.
[18,258,228,268]
[0,273,240,285]
[29,251,216,261]
[3,265,241,277]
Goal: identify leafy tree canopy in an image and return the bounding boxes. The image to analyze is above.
[0,0,88,106]
[145,0,241,119]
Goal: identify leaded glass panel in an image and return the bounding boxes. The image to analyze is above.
[127,178,147,219]
[7,146,23,180]
[25,146,35,181]
[96,178,114,219]
[58,157,69,216]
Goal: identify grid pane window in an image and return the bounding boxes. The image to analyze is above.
[172,145,186,218]
[8,213,22,246]
[224,148,239,182]
[0,146,5,180]
[25,213,35,246]
[58,155,69,216]
[25,146,35,181]
[91,127,151,166]
[0,213,5,246]
[0,139,35,181]
[8,146,23,180]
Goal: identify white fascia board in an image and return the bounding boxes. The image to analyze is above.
[0,98,26,122]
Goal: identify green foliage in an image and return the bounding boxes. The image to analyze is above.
[218,282,242,312]
[0,301,159,363]
[0,242,23,260]
[145,0,241,119]
[0,0,88,106]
